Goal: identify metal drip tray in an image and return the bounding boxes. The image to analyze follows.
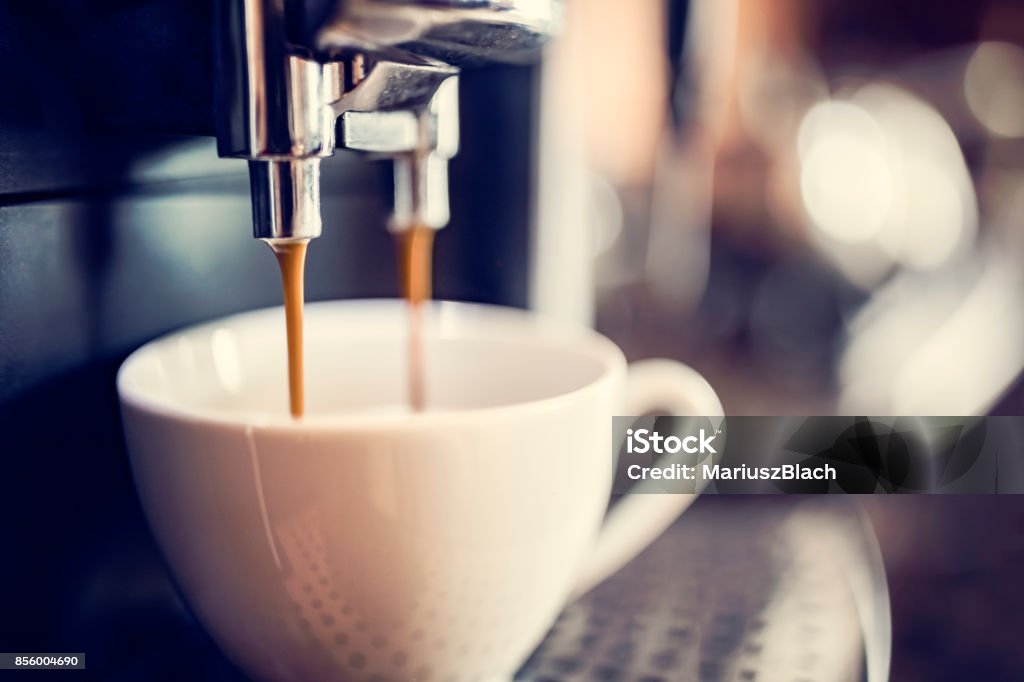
[518,498,889,682]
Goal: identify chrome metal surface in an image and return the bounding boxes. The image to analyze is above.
[216,0,337,160]
[249,159,323,241]
[335,62,460,230]
[216,0,533,239]
[316,0,562,64]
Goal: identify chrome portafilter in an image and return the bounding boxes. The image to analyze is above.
[216,0,561,244]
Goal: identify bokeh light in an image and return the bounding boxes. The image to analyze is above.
[964,41,1024,138]
[798,84,977,285]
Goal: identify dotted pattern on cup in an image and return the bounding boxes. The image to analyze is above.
[213,499,870,681]
[271,507,523,681]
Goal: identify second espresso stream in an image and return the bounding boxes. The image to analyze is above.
[397,225,435,412]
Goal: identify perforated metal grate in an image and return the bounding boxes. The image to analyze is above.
[517,498,884,682]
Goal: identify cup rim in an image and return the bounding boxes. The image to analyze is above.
[117,299,627,432]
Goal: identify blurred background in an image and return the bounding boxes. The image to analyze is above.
[577,0,1024,677]
[2,0,1024,679]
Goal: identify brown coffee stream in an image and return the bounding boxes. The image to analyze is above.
[267,229,432,417]
[269,240,309,418]
[396,226,435,412]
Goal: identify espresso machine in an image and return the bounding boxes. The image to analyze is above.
[0,1,560,676]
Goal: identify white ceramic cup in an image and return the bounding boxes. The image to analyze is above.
[118,300,723,681]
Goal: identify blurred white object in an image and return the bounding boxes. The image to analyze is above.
[645,133,716,310]
[799,84,978,286]
[781,502,891,682]
[531,0,681,325]
[646,0,739,311]
[964,41,1024,138]
[839,248,1024,414]
[530,0,594,327]
[799,100,894,246]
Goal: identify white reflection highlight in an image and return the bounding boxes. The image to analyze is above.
[590,172,624,258]
[176,335,196,373]
[130,193,249,277]
[173,335,198,400]
[130,138,238,182]
[965,42,1024,138]
[436,301,461,340]
[211,327,244,394]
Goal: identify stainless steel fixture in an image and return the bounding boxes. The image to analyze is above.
[216,0,559,244]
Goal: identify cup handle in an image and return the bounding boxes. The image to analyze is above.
[569,359,724,599]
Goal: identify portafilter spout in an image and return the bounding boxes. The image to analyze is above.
[215,0,560,244]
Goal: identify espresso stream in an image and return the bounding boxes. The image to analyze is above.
[269,228,433,418]
[269,240,308,418]
[397,225,435,412]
